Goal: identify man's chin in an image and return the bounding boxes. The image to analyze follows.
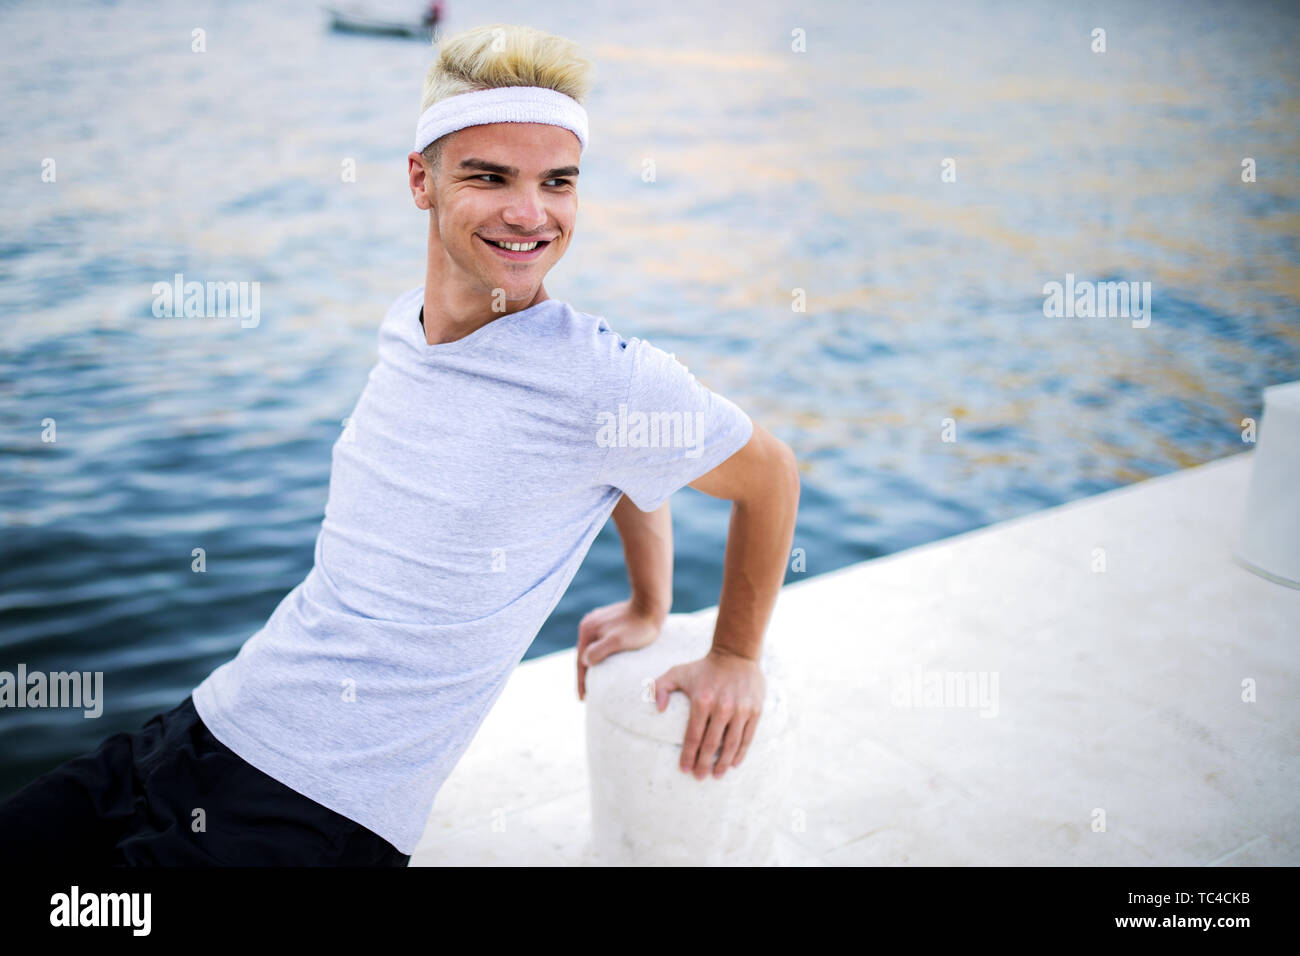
[478,277,545,305]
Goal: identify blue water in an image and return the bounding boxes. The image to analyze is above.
[2,0,1299,796]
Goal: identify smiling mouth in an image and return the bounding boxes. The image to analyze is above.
[478,235,552,252]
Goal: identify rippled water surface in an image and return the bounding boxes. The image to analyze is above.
[2,0,1298,791]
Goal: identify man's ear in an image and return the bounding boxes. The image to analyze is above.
[409,153,436,210]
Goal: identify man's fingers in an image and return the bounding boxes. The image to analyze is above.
[692,704,729,780]
[577,639,614,700]
[654,668,678,711]
[582,638,617,668]
[575,624,592,667]
[679,696,711,775]
[713,715,745,777]
[578,630,635,698]
[576,617,599,700]
[734,709,760,766]
[576,614,597,652]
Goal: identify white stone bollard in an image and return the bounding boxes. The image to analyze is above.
[583,611,794,866]
[1235,380,1300,588]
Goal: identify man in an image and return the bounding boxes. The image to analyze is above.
[0,23,799,866]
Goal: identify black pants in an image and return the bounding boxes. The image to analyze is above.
[0,696,409,867]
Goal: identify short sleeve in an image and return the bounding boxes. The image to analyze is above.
[595,337,753,512]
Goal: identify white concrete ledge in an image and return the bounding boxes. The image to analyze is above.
[411,451,1299,866]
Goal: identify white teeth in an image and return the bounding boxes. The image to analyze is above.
[488,239,540,251]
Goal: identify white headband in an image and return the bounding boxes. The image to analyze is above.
[413,85,589,154]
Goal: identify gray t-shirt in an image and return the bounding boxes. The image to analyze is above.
[192,286,753,854]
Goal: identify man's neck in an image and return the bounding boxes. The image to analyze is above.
[419,285,549,346]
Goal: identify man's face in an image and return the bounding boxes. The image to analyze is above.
[411,122,579,303]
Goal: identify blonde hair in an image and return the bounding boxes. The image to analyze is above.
[419,23,593,174]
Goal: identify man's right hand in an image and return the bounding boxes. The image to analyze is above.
[577,599,666,701]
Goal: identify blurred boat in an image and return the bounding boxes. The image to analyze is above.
[323,6,437,40]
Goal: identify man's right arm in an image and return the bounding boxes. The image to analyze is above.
[610,493,673,622]
[575,495,673,700]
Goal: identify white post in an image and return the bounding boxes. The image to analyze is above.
[583,611,794,866]
[1235,380,1300,588]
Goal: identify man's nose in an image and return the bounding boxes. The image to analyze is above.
[501,187,548,228]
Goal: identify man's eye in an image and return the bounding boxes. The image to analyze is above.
[470,174,571,187]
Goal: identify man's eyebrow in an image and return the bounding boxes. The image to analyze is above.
[457,158,580,178]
